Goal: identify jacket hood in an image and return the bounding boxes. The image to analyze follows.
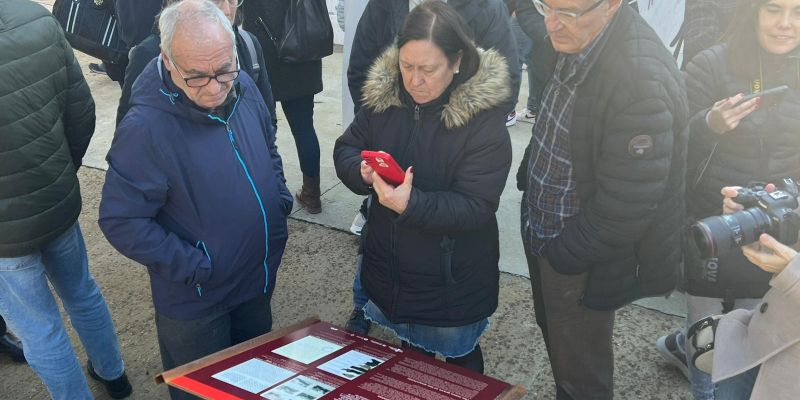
[361,45,510,129]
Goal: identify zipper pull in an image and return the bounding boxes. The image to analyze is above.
[414,105,420,121]
[228,129,239,151]
[196,284,203,297]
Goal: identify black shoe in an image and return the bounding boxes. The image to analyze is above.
[87,360,132,399]
[0,333,25,363]
[88,62,108,75]
[345,309,371,335]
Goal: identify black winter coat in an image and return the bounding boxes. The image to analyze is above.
[334,47,512,326]
[347,0,519,114]
[114,0,161,48]
[518,5,689,310]
[684,44,800,298]
[0,0,95,257]
[240,0,323,101]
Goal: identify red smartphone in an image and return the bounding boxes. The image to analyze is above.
[361,150,406,186]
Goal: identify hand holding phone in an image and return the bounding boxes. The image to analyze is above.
[361,150,406,186]
[738,85,789,103]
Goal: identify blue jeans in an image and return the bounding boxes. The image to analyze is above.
[0,223,125,400]
[684,295,761,400]
[363,301,489,358]
[281,95,321,178]
[715,366,758,400]
[352,255,369,310]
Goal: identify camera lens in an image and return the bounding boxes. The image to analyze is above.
[691,208,773,258]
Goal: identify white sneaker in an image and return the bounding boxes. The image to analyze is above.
[350,211,367,236]
[505,111,517,127]
[518,108,537,124]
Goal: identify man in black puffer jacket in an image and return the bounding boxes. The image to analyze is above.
[517,1,688,398]
[0,1,131,398]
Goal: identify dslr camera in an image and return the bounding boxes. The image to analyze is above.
[692,178,800,258]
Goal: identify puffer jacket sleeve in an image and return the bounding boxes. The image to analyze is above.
[334,108,373,196]
[61,39,95,169]
[395,113,512,232]
[544,79,682,274]
[99,118,213,287]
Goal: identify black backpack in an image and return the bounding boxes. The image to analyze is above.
[256,0,333,63]
[51,0,127,64]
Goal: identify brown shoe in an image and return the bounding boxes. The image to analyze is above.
[295,175,322,214]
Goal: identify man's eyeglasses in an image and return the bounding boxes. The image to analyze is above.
[212,0,244,8]
[532,0,606,24]
[168,58,240,88]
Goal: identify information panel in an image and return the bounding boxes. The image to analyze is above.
[157,318,524,400]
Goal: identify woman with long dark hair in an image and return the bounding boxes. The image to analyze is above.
[656,0,800,398]
[334,1,512,372]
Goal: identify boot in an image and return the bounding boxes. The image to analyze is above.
[295,175,322,214]
[0,332,25,363]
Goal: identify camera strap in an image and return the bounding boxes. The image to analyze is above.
[693,142,718,189]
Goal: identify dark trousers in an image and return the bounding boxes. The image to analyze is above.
[524,249,615,400]
[155,296,273,400]
[281,95,320,178]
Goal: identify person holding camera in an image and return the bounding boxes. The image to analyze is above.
[689,185,800,400]
[655,0,800,398]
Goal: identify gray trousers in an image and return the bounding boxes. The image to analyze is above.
[526,253,616,400]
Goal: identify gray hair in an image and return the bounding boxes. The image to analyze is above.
[159,0,235,60]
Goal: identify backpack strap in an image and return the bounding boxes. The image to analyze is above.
[239,29,261,83]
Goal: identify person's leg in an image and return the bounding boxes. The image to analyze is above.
[0,247,93,400]
[281,95,322,213]
[715,366,758,400]
[0,314,25,362]
[156,309,232,400]
[230,295,272,345]
[346,255,371,334]
[685,295,725,400]
[536,257,615,400]
[42,223,126,382]
[524,51,538,116]
[445,344,484,374]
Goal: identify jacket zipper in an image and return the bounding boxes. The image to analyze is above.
[389,105,421,318]
[389,222,400,319]
[208,106,272,296]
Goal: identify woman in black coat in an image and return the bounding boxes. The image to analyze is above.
[334,2,511,373]
[241,0,326,213]
[657,0,800,397]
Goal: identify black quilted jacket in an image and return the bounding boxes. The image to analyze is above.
[518,5,689,311]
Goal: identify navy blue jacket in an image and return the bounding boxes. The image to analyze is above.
[99,58,291,320]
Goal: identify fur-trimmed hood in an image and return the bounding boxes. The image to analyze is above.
[361,46,510,129]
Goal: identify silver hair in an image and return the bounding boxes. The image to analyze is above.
[159,0,235,61]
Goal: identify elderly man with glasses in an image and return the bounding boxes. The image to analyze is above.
[517,0,688,398]
[99,2,291,399]
[116,0,276,129]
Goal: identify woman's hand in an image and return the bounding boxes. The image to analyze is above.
[372,167,414,214]
[706,93,760,135]
[742,233,798,274]
[361,160,375,186]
